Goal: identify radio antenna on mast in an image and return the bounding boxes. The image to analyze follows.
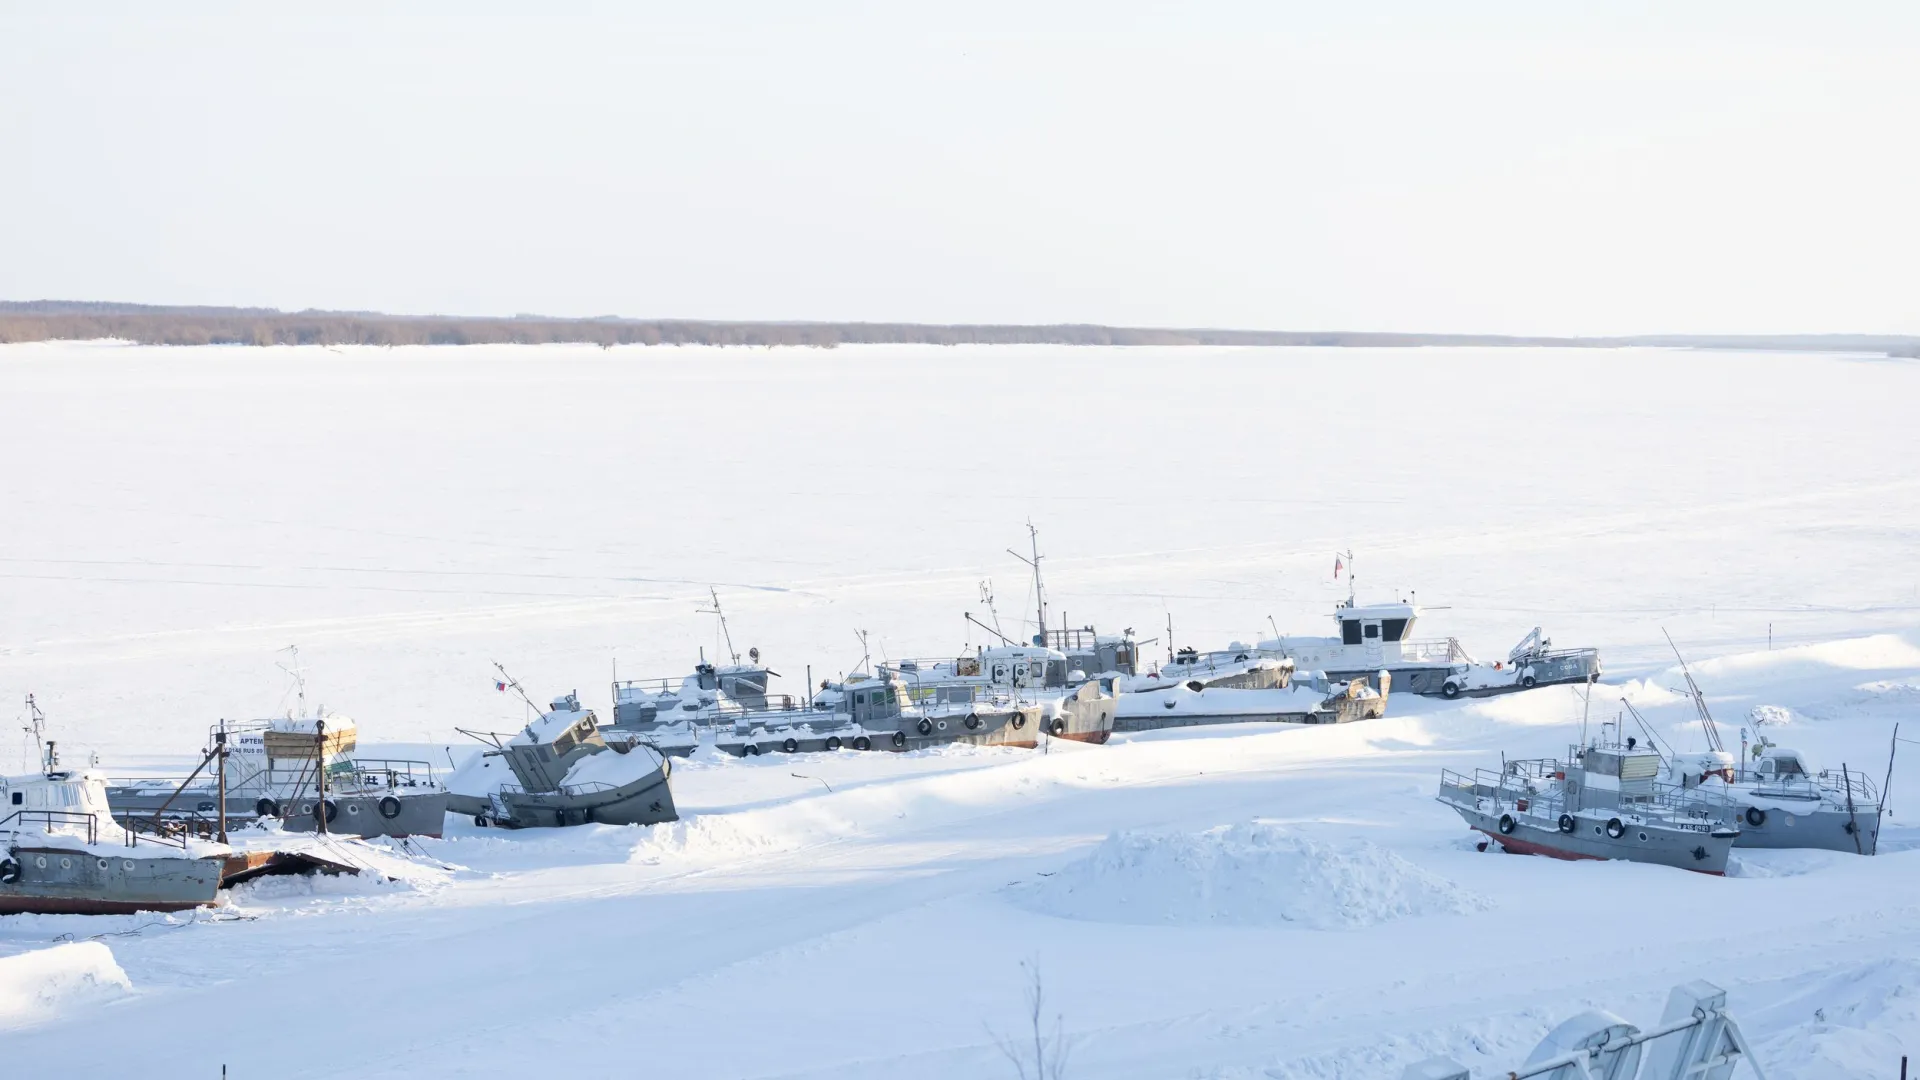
[276,645,308,718]
[491,661,544,720]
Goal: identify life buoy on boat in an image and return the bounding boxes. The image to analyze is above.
[1497,814,1517,835]
[255,797,279,818]
[964,713,981,730]
[378,796,403,819]
[1744,806,1766,828]
[916,719,933,736]
[1605,817,1626,839]
[1558,814,1576,834]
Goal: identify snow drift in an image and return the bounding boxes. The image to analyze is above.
[1010,822,1488,929]
[0,942,133,1028]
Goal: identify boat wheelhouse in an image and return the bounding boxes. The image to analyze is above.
[450,690,678,829]
[886,643,1119,744]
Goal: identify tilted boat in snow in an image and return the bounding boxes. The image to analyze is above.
[1663,742,1881,855]
[1438,732,1739,874]
[448,688,677,829]
[5,698,228,915]
[1634,643,1882,854]
[1262,581,1600,699]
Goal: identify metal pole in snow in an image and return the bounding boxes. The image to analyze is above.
[215,723,228,844]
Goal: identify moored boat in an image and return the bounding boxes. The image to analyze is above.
[450,687,678,830]
[1438,735,1739,874]
[5,697,228,915]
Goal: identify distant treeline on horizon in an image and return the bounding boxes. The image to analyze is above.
[2,301,1915,354]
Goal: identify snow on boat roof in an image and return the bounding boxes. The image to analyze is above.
[512,708,594,746]
[1333,602,1418,620]
[980,645,1065,661]
[267,713,357,735]
[561,745,662,789]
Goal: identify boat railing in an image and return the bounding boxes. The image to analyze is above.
[3,809,195,849]
[612,676,688,703]
[1738,766,1880,804]
[1167,648,1273,674]
[1399,637,1472,664]
[342,758,440,791]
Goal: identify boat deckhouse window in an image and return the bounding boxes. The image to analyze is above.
[9,791,19,805]
[1382,618,1408,642]
[1341,620,1363,645]
[1363,623,1380,640]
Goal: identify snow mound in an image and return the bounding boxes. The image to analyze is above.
[1751,958,1920,1080]
[0,942,132,1029]
[1748,704,1794,726]
[1009,822,1489,930]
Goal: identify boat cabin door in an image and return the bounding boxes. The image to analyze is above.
[1361,620,1384,665]
[848,684,901,726]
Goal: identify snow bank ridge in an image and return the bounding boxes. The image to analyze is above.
[1011,822,1489,930]
[0,942,133,1028]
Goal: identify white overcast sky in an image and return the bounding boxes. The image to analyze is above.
[3,3,1917,335]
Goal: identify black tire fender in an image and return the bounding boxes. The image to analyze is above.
[1011,713,1026,729]
[0,857,18,884]
[853,736,871,751]
[1521,675,1537,689]
[964,713,981,730]
[1441,683,1460,699]
[1605,817,1626,839]
[1558,814,1576,834]
[1497,813,1517,835]
[782,738,799,754]
[473,814,490,828]
[255,797,280,818]
[744,743,761,756]
[825,736,842,751]
[916,719,933,736]
[891,731,906,748]
[1051,718,1068,736]
[315,799,339,824]
[378,796,402,819]
[1744,806,1766,828]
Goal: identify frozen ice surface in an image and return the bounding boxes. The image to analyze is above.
[1,342,1918,1077]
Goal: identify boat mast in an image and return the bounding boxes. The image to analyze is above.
[1664,629,1725,753]
[698,587,740,665]
[492,661,544,720]
[23,693,54,774]
[278,645,308,718]
[1007,522,1046,647]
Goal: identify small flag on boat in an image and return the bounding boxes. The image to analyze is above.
[495,680,507,692]
[1334,556,1344,578]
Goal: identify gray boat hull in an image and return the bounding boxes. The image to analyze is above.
[482,768,677,829]
[109,788,448,839]
[1445,803,1736,874]
[1718,800,1880,854]
[2,844,226,914]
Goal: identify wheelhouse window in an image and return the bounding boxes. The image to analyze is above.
[1382,618,1408,642]
[1341,620,1363,645]
[1363,623,1380,640]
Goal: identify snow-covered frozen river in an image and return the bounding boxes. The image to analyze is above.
[1,342,1917,1078]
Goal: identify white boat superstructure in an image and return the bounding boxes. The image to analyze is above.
[1261,599,1601,699]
